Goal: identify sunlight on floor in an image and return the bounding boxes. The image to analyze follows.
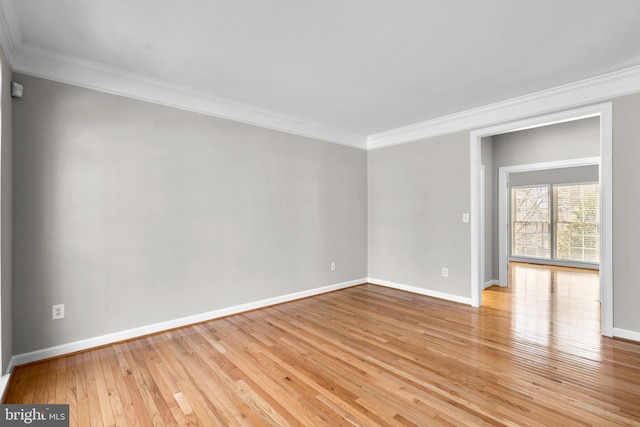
[484,262,601,355]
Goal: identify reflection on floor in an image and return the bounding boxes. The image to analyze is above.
[483,262,600,353]
[5,269,639,425]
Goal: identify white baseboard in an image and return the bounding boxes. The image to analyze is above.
[483,280,500,289]
[367,278,472,305]
[613,327,640,343]
[7,278,366,373]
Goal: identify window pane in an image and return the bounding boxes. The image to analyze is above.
[512,187,550,258]
[554,184,599,263]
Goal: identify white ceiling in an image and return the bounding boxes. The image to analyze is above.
[2,0,640,148]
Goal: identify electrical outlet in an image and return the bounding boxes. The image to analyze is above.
[331,262,336,272]
[442,268,449,277]
[52,304,65,320]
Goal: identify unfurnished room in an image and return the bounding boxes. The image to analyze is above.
[0,1,639,426]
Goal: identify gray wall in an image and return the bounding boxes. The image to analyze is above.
[481,137,494,284]
[368,131,471,297]
[492,117,600,167]
[612,92,640,332]
[12,74,368,354]
[368,108,640,335]
[509,165,598,187]
[1,45,12,373]
[8,75,640,357]
[486,118,601,281]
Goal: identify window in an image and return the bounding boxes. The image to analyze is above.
[511,183,599,264]
[512,186,550,258]
[555,184,599,263]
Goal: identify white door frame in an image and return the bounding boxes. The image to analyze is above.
[470,102,613,337]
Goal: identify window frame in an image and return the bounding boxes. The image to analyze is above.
[511,184,552,260]
[509,181,600,269]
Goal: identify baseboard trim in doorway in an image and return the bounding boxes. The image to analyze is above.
[483,280,500,289]
[368,278,472,305]
[613,327,640,343]
[6,278,366,373]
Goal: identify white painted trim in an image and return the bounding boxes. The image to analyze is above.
[6,278,366,372]
[498,156,600,287]
[369,65,640,149]
[483,280,499,290]
[497,157,601,174]
[470,102,613,337]
[480,165,486,293]
[0,17,366,150]
[1,0,639,151]
[613,328,640,343]
[509,257,599,271]
[470,136,481,306]
[368,278,472,305]
[497,167,508,287]
[599,103,614,337]
[13,44,366,149]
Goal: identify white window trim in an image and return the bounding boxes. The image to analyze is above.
[509,181,600,267]
[498,159,600,286]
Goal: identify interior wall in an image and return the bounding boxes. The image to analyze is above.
[492,117,601,166]
[0,45,12,373]
[481,137,494,285]
[368,131,471,298]
[508,165,599,187]
[8,75,640,357]
[488,117,601,280]
[11,74,368,355]
[612,92,640,333]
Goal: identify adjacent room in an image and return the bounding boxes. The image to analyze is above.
[0,1,639,425]
[481,117,605,355]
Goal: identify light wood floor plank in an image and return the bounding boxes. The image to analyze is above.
[4,263,640,426]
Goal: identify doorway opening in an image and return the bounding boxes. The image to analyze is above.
[470,103,612,337]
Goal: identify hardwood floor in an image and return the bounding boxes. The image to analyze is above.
[5,265,640,426]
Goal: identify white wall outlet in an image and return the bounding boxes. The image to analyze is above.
[442,268,449,277]
[331,262,336,272]
[462,213,470,223]
[52,304,65,320]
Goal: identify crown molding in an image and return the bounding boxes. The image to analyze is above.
[0,1,366,149]
[3,0,640,151]
[368,64,640,149]
[11,44,367,148]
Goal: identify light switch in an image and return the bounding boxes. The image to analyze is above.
[462,213,470,223]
